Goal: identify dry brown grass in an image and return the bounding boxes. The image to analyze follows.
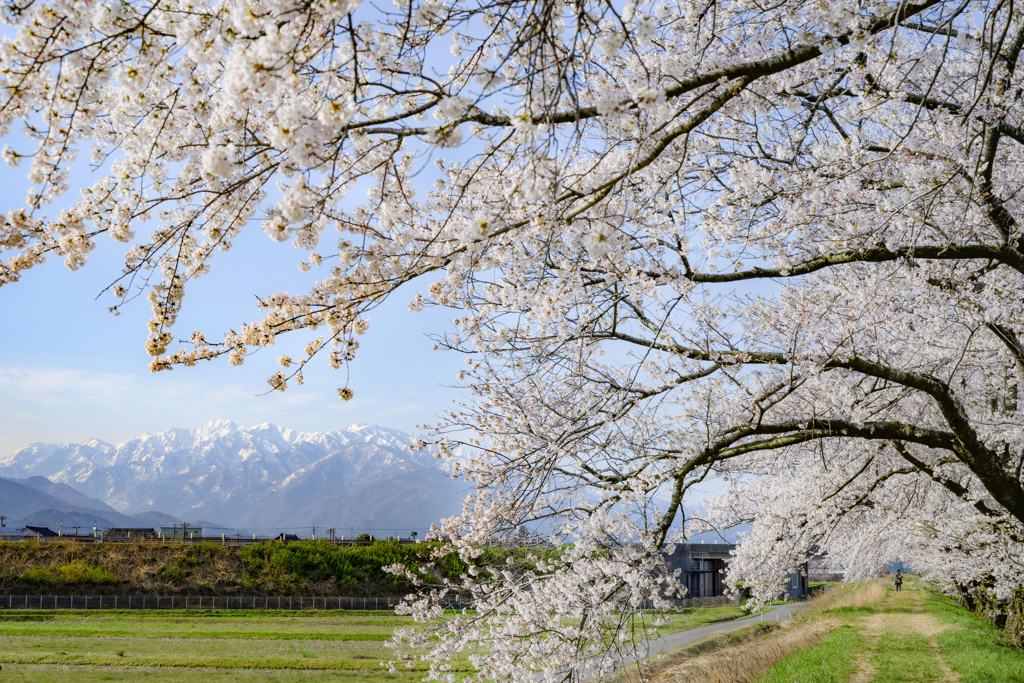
[796,581,886,616]
[611,623,781,683]
[0,541,378,596]
[654,616,841,683]
[0,541,249,595]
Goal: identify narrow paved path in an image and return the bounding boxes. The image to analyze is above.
[641,601,804,658]
[577,602,805,680]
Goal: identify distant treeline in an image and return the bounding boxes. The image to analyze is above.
[0,540,556,597]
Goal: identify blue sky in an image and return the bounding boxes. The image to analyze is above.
[0,161,466,455]
[0,150,738,517]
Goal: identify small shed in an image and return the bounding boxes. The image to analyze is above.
[160,525,203,539]
[277,533,301,541]
[22,525,58,538]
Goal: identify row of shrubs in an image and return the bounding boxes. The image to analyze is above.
[19,560,118,586]
[239,540,471,591]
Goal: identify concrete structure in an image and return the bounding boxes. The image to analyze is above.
[665,542,809,600]
[665,542,734,598]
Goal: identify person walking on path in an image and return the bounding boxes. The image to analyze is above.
[894,570,903,592]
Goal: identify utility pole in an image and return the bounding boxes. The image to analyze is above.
[72,525,80,538]
[327,528,336,542]
[0,515,6,528]
[311,525,316,540]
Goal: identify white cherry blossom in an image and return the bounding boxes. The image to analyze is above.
[4,0,1024,676]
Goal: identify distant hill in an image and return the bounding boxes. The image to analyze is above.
[20,508,137,533]
[131,510,183,527]
[0,477,74,522]
[0,421,466,533]
[0,476,182,531]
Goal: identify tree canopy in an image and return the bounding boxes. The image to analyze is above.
[3,0,1024,679]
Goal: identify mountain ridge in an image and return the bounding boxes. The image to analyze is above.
[0,421,464,533]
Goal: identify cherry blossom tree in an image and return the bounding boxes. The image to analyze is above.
[3,0,1024,678]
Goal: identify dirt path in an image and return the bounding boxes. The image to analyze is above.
[849,582,957,683]
[847,586,892,683]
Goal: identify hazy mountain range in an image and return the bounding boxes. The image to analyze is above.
[0,421,467,534]
[0,475,180,531]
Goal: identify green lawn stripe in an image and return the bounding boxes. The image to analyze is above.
[0,653,474,672]
[0,627,390,640]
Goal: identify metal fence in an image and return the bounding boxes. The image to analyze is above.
[0,593,736,612]
[0,594,468,611]
[662,594,739,609]
[1,536,408,546]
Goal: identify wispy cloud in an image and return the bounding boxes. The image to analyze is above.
[0,361,444,456]
[0,366,140,406]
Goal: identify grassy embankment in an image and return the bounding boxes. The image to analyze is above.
[618,575,1024,683]
[0,539,555,597]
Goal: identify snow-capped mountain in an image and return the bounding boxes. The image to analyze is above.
[0,421,467,532]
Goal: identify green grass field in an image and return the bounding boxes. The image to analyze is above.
[0,603,745,682]
[0,610,447,682]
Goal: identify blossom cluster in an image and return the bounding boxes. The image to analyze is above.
[4,0,1024,677]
